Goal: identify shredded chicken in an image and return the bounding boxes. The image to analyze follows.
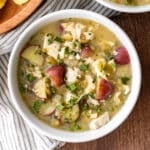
[84,75,95,94]
[89,112,109,130]
[61,22,94,42]
[43,35,60,59]
[65,67,81,83]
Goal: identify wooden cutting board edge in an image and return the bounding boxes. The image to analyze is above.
[0,0,43,34]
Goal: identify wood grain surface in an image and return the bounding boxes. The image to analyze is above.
[60,12,150,150]
[0,0,43,34]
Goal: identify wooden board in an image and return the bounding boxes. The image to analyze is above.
[0,0,43,34]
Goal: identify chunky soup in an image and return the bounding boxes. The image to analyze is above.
[109,0,150,5]
[18,18,131,131]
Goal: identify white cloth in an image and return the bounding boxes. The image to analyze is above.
[0,0,119,150]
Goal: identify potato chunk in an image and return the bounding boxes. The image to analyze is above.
[21,46,44,66]
[59,104,80,123]
[13,0,29,5]
[32,78,48,99]
[39,101,56,116]
[0,0,7,9]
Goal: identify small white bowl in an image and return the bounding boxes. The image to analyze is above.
[8,9,141,143]
[95,0,150,13]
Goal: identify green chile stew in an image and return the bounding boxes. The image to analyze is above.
[18,18,131,131]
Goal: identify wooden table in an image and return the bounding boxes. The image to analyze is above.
[60,12,150,150]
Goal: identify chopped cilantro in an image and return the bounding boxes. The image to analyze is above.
[34,49,42,55]
[50,86,56,94]
[26,73,36,82]
[90,105,102,113]
[67,83,77,92]
[57,104,65,111]
[80,94,88,100]
[81,103,88,111]
[125,0,130,5]
[69,97,78,105]
[47,34,54,44]
[19,85,26,93]
[54,36,64,43]
[88,92,96,99]
[92,76,97,83]
[48,38,53,44]
[121,77,130,84]
[79,63,89,71]
[32,100,42,113]
[103,65,107,71]
[76,85,83,95]
[104,54,113,61]
[73,41,77,48]
[70,122,81,131]
[64,47,70,55]
[71,51,78,56]
[57,58,63,64]
[47,33,54,44]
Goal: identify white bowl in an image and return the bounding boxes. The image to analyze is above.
[8,9,141,143]
[95,0,150,13]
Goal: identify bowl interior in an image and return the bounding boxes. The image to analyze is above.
[8,9,141,142]
[95,0,150,13]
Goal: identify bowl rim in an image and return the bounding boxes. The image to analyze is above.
[95,0,150,13]
[8,9,141,143]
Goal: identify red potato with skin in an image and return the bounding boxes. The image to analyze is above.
[32,78,47,100]
[80,46,93,58]
[96,78,113,101]
[39,102,56,116]
[59,24,64,33]
[44,107,55,116]
[114,47,130,65]
[46,65,66,87]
